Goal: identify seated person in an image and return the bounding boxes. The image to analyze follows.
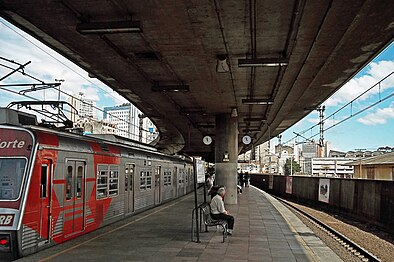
[210,187,234,235]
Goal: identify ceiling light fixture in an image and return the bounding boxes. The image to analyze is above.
[180,107,206,115]
[151,85,189,92]
[216,55,229,73]
[242,99,274,105]
[76,20,142,34]
[238,58,289,67]
[196,123,215,128]
[244,117,266,121]
[243,128,260,132]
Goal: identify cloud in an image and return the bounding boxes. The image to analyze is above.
[357,105,394,125]
[324,60,394,107]
[0,20,128,108]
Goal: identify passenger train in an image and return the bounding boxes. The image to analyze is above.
[0,108,194,260]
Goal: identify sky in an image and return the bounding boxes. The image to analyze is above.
[0,18,393,153]
[0,18,128,120]
[279,42,394,152]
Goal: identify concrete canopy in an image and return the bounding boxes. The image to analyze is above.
[1,1,393,161]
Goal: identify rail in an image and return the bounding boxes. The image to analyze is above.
[276,197,381,262]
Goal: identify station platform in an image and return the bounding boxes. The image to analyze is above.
[18,186,342,261]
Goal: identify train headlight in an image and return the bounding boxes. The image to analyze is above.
[0,235,11,252]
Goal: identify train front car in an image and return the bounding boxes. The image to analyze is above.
[0,125,36,260]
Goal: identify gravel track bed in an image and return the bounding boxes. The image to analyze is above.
[285,200,394,262]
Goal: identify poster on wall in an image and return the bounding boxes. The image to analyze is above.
[195,159,206,183]
[318,178,330,203]
[285,176,293,194]
[269,175,274,189]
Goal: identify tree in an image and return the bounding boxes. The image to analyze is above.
[284,157,301,176]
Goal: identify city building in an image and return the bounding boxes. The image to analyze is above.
[69,92,96,122]
[311,157,354,178]
[103,103,157,143]
[74,117,116,135]
[346,152,394,180]
[301,142,318,175]
[275,144,296,175]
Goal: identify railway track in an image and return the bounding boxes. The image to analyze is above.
[275,197,382,262]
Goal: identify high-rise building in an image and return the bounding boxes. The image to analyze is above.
[302,142,318,175]
[69,92,96,122]
[103,103,157,143]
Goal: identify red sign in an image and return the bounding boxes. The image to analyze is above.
[0,214,14,226]
[0,127,33,158]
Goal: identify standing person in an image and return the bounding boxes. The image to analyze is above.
[206,173,214,195]
[244,172,250,187]
[210,187,235,235]
[238,172,244,187]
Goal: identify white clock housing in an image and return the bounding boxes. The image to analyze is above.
[242,135,252,145]
[203,135,212,145]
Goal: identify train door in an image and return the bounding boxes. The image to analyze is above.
[64,160,86,237]
[177,169,184,197]
[183,169,187,195]
[154,166,161,205]
[39,159,52,242]
[173,166,178,198]
[124,163,135,214]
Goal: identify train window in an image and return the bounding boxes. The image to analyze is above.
[97,165,108,199]
[0,158,27,200]
[40,165,48,198]
[109,165,119,196]
[66,165,73,200]
[163,171,172,186]
[146,171,152,189]
[125,166,128,191]
[129,164,134,191]
[140,170,152,191]
[178,169,184,185]
[140,171,146,190]
[76,166,83,198]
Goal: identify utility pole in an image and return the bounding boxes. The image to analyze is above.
[317,106,325,157]
[277,135,282,175]
[138,114,146,142]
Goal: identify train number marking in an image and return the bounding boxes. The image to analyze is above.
[0,214,14,226]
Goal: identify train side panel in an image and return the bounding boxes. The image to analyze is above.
[1,125,194,260]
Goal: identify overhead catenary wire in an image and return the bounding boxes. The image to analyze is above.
[0,83,158,139]
[284,70,394,145]
[0,19,159,137]
[0,19,132,109]
[0,57,159,138]
[0,22,159,137]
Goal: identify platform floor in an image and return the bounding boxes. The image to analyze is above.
[18,186,342,261]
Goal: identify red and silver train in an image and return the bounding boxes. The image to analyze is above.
[0,108,194,260]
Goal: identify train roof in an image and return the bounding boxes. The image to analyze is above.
[0,107,191,162]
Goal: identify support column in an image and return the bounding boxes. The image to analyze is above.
[215,113,238,204]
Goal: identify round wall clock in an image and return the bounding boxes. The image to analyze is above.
[203,135,212,145]
[242,135,252,145]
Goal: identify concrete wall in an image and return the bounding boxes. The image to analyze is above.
[251,174,394,233]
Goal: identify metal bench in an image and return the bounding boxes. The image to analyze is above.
[200,203,228,242]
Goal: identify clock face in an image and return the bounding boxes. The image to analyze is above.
[203,135,212,145]
[242,135,252,145]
